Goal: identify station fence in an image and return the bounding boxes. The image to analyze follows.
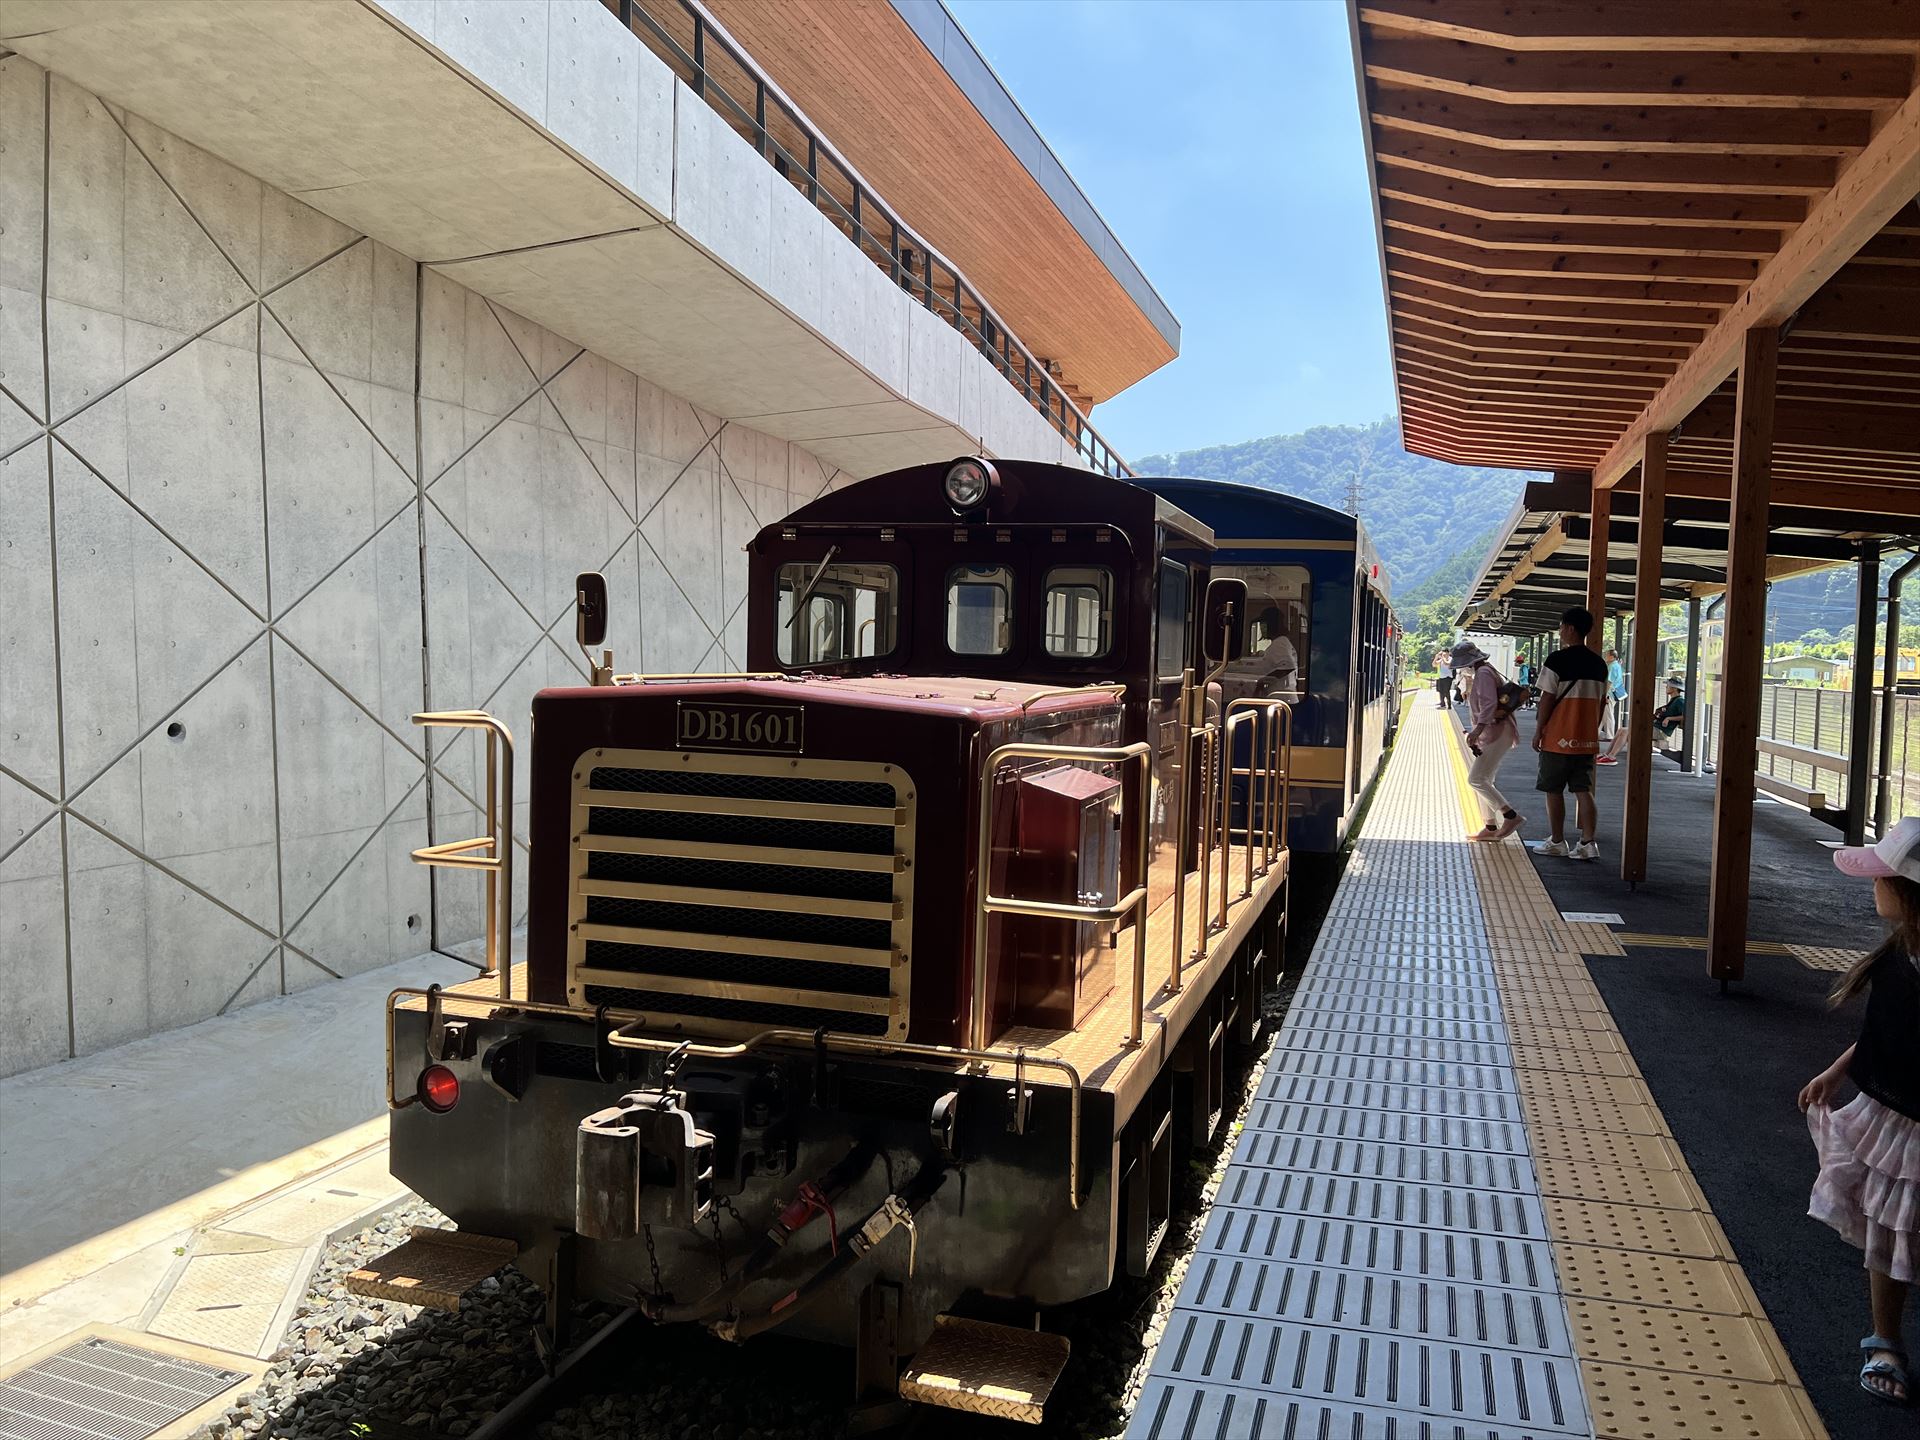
[1686,679,1920,824]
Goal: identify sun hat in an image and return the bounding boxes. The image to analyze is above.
[1834,815,1920,882]
[1450,640,1489,669]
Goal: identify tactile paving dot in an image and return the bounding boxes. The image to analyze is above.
[1533,1156,1696,1210]
[1556,1244,1748,1316]
[1529,1126,1679,1172]
[1519,1087,1667,1139]
[1511,1042,1640,1078]
[1584,1363,1812,1439]
[1514,1068,1658,1112]
[1543,1197,1726,1259]
[1567,1299,1786,1382]
[1507,1020,1628,1055]
[1498,1000,1615,1032]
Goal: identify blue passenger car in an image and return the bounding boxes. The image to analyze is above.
[1135,478,1400,857]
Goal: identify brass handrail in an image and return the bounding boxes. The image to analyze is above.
[382,986,1087,1207]
[1194,722,1219,950]
[1225,698,1294,867]
[971,740,1154,1050]
[1219,710,1257,905]
[410,711,514,999]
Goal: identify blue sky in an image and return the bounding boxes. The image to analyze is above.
[947,0,1396,460]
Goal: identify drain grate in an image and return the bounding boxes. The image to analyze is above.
[0,1336,245,1439]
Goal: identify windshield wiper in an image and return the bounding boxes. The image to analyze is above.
[785,544,841,628]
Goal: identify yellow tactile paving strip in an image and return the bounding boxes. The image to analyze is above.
[1442,716,1828,1439]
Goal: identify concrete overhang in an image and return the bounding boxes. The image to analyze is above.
[703,0,1180,404]
[0,0,1079,477]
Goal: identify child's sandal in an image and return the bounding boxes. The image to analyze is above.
[1859,1336,1910,1406]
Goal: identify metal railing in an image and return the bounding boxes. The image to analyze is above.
[410,710,515,998]
[1693,679,1920,824]
[605,0,1131,479]
[972,741,1154,1049]
[1225,697,1294,895]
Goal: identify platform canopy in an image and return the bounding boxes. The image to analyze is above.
[1350,0,1920,509]
[1350,0,1920,980]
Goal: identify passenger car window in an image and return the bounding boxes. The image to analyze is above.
[776,561,899,667]
[946,564,1015,656]
[1156,559,1190,680]
[1216,562,1311,700]
[1043,566,1114,659]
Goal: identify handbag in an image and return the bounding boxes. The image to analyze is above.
[1491,667,1531,719]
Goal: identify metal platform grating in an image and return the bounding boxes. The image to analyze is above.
[0,1337,246,1440]
[1130,708,1591,1439]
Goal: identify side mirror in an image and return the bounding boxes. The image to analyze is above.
[1202,577,1247,665]
[575,572,608,649]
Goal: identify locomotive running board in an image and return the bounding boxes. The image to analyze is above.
[898,1315,1070,1424]
[345,1227,518,1311]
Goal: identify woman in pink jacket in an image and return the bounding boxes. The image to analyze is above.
[1455,640,1524,842]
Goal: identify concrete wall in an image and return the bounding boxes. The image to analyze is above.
[0,56,855,1076]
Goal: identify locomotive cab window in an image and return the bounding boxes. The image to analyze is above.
[1043,566,1114,659]
[947,564,1015,656]
[776,561,899,667]
[1217,563,1310,701]
[1155,559,1190,679]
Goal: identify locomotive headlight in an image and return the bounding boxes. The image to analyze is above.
[943,457,996,513]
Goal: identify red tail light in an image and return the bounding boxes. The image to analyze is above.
[418,1064,460,1112]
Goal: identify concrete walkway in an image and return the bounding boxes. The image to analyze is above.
[1,947,471,1367]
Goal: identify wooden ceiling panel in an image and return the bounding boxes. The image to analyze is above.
[1358,2,1920,498]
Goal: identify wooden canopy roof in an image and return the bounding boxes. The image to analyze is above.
[1351,0,1920,511]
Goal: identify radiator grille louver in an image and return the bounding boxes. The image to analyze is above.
[568,749,913,1039]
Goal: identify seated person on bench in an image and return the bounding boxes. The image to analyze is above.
[1653,677,1686,752]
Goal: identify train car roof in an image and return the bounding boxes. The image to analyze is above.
[774,458,1213,549]
[1128,476,1359,543]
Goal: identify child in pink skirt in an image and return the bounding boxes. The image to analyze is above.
[1801,815,1920,1406]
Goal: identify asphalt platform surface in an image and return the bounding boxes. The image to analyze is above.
[1450,697,1910,1437]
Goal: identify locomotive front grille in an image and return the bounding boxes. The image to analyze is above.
[566,748,914,1038]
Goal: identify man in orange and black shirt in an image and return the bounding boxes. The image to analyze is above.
[1532,606,1609,861]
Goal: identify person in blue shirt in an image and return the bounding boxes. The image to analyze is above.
[1597,648,1629,764]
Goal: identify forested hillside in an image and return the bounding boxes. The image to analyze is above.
[1136,418,1537,595]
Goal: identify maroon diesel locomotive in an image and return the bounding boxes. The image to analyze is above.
[357,458,1295,1420]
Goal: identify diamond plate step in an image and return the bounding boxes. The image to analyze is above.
[898,1315,1069,1424]
[344,1227,517,1310]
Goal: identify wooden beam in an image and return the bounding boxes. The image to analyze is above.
[1708,326,1779,985]
[1371,129,1838,195]
[1365,35,1915,108]
[1398,353,1668,394]
[1594,83,1920,488]
[1369,82,1875,155]
[1384,199,1783,258]
[1384,233,1762,284]
[1586,479,1613,650]
[1622,433,1666,884]
[1388,276,1720,329]
[1395,310,1696,358]
[1386,251,1742,306]
[1359,1,1920,54]
[1379,170,1807,227]
[1395,291,1711,340]
[1788,277,1920,340]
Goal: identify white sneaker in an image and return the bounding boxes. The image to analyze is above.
[1571,840,1601,861]
[1534,839,1571,858]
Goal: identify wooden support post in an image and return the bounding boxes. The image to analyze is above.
[1681,596,1702,775]
[1846,544,1881,846]
[1622,435,1667,885]
[1586,480,1612,654]
[1708,326,1779,987]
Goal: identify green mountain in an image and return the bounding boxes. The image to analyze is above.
[1135,418,1539,596]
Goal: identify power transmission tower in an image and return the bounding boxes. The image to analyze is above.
[1344,473,1362,516]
